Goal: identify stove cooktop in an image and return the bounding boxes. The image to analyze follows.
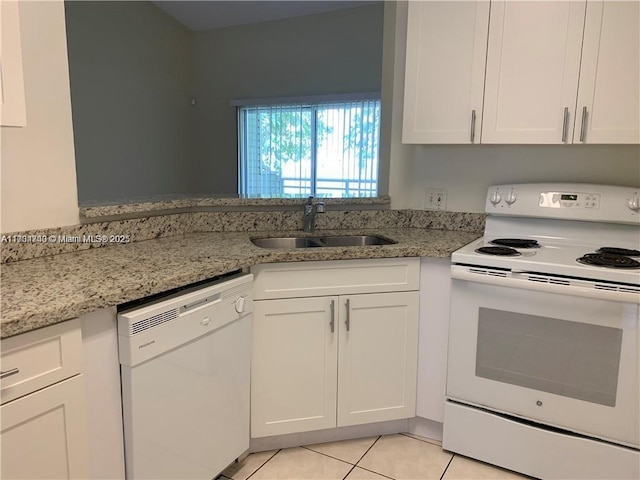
[453,183,640,285]
[454,237,640,285]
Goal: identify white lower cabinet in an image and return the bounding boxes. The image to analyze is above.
[252,296,339,436]
[251,258,419,438]
[1,319,89,480]
[337,292,419,427]
[1,376,89,479]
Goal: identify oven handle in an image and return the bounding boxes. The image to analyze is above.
[451,266,640,304]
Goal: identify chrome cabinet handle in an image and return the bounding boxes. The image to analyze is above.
[345,299,350,332]
[561,107,569,143]
[0,368,20,379]
[470,110,477,143]
[329,300,335,333]
[579,106,588,143]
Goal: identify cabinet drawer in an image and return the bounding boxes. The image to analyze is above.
[1,319,83,404]
[252,258,420,300]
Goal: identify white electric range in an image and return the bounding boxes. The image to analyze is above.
[444,183,640,480]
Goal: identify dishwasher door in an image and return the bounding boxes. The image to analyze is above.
[118,273,252,480]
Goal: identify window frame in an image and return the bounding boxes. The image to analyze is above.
[234,92,381,199]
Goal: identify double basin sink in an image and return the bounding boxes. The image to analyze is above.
[251,234,396,249]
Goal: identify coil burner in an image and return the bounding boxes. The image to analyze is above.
[475,246,522,256]
[577,253,640,269]
[490,238,540,249]
[597,247,640,257]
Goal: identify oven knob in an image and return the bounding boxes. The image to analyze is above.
[489,190,502,205]
[627,195,640,212]
[505,191,517,205]
[235,296,246,313]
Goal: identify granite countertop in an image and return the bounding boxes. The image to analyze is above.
[0,228,480,338]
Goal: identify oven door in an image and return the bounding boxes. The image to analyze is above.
[447,271,639,448]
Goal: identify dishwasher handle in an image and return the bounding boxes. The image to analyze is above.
[180,293,221,313]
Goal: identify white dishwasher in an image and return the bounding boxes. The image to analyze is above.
[118,272,253,480]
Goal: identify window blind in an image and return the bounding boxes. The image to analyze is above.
[238,98,380,198]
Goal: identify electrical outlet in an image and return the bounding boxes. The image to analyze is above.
[425,188,447,210]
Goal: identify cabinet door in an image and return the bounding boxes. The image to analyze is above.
[337,291,419,427]
[574,1,640,144]
[403,1,489,144]
[251,297,338,437]
[1,375,89,480]
[482,1,586,144]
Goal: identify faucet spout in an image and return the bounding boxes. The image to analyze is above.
[303,196,325,233]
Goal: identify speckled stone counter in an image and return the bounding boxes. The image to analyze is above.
[0,228,480,338]
[1,210,484,264]
[80,196,392,218]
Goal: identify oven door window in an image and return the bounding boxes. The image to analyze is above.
[476,308,622,407]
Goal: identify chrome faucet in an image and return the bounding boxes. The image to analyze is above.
[303,196,325,233]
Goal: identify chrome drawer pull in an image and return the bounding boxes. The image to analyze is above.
[330,300,335,333]
[580,106,588,142]
[0,368,20,379]
[561,107,569,143]
[345,299,351,332]
[470,110,477,143]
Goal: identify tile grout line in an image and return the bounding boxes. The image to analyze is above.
[438,453,456,480]
[354,435,382,467]
[341,435,385,480]
[244,449,281,480]
[350,465,396,480]
[300,434,384,470]
[342,464,358,479]
[299,445,357,466]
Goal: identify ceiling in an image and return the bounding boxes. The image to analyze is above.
[152,1,380,32]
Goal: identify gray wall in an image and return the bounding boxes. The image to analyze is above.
[65,1,194,206]
[191,4,385,195]
[65,2,384,204]
[405,144,640,211]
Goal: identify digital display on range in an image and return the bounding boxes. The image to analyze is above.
[561,194,578,201]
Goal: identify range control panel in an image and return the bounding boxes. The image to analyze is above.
[539,191,601,209]
[485,183,640,225]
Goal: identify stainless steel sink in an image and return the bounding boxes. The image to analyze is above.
[251,235,396,249]
[315,235,396,247]
[250,237,324,249]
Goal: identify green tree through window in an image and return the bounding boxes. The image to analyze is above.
[238,98,380,198]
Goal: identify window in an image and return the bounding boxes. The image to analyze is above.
[237,96,380,198]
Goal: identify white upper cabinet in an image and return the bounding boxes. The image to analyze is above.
[574,1,640,144]
[402,0,639,145]
[403,1,490,144]
[482,1,586,144]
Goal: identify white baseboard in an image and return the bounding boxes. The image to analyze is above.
[250,419,410,453]
[407,417,443,444]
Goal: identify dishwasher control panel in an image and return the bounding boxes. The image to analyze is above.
[117,273,253,366]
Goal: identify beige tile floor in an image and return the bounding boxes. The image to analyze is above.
[219,433,533,480]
